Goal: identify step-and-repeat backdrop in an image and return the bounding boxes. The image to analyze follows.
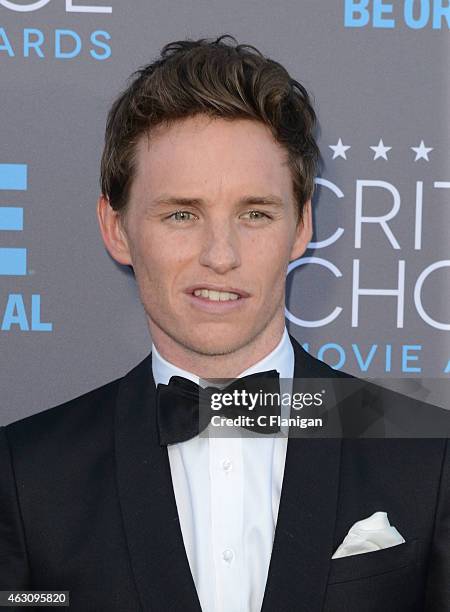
[1,1,449,423]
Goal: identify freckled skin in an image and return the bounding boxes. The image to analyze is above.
[97,115,312,378]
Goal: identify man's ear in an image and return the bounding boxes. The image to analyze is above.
[96,195,133,266]
[289,200,312,262]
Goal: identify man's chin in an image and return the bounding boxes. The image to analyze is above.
[148,314,266,357]
[183,335,249,357]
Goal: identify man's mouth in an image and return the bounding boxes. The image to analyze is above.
[185,285,250,304]
[192,289,241,302]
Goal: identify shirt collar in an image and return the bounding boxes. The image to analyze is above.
[151,326,294,387]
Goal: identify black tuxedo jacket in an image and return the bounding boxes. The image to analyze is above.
[1,336,449,611]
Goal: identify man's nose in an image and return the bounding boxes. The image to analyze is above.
[198,222,241,274]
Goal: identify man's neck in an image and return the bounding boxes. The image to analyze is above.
[149,324,286,379]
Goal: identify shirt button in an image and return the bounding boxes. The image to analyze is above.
[221,458,232,472]
[222,549,234,563]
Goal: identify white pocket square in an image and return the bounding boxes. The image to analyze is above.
[332,511,405,559]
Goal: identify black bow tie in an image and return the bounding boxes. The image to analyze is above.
[156,369,281,445]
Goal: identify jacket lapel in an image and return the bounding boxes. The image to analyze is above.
[114,353,202,612]
[261,336,343,612]
[115,337,343,612]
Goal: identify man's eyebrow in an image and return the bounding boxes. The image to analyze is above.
[153,196,203,207]
[152,195,285,207]
[239,195,284,207]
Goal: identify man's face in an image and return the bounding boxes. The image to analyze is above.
[102,115,311,357]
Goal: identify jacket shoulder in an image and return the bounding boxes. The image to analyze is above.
[289,333,353,379]
[4,353,152,445]
[13,375,118,424]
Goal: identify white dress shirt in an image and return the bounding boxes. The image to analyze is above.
[151,328,294,612]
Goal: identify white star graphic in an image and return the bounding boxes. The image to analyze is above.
[411,140,433,162]
[329,138,351,160]
[370,139,392,160]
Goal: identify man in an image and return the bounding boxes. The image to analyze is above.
[0,36,448,612]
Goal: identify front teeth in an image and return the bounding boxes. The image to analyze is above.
[193,289,240,301]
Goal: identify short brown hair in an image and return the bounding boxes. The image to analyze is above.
[100,35,319,221]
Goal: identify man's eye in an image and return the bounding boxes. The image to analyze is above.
[242,210,270,220]
[167,210,197,222]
